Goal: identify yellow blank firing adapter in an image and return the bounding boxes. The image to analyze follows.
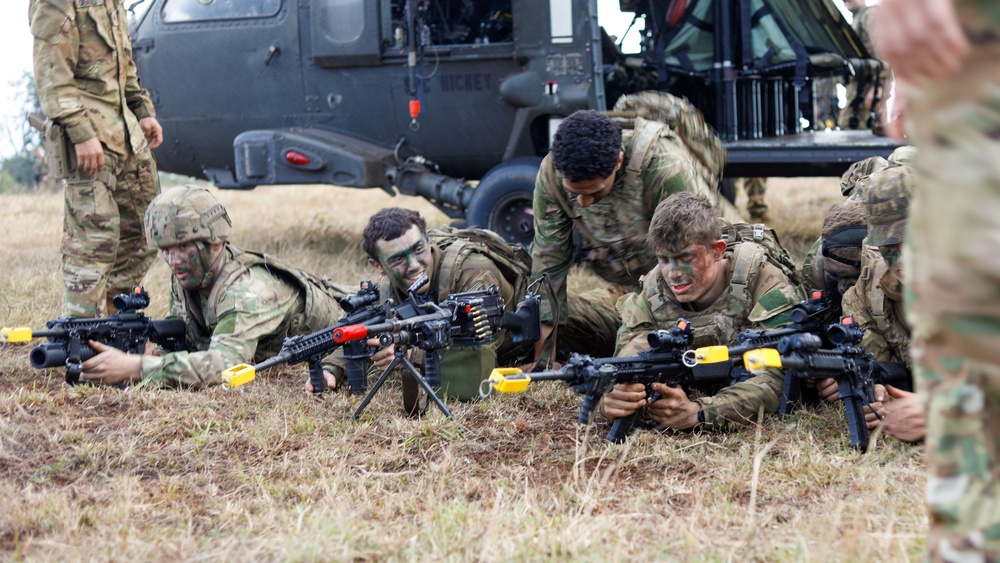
[221,364,256,389]
[694,345,730,364]
[0,327,34,344]
[743,349,783,373]
[488,367,531,393]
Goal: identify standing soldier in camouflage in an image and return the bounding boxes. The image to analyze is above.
[603,193,803,429]
[30,0,162,318]
[78,186,347,389]
[531,107,741,363]
[743,177,769,222]
[349,207,622,413]
[839,0,885,131]
[878,0,999,559]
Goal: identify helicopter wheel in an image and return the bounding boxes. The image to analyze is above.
[465,157,541,248]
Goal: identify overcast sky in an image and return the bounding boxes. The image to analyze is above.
[0,0,852,159]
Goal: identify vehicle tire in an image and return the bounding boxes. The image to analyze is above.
[719,178,737,204]
[465,157,542,248]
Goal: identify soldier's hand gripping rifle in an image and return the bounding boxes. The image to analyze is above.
[486,320,734,443]
[221,280,385,393]
[742,316,909,451]
[690,289,842,413]
[333,275,541,422]
[0,287,186,385]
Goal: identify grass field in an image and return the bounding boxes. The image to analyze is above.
[0,179,926,561]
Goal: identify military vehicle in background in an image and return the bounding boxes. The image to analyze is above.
[129,0,894,246]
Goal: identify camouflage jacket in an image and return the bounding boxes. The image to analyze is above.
[531,117,737,324]
[139,245,344,388]
[29,0,154,156]
[616,242,803,427]
[841,247,911,369]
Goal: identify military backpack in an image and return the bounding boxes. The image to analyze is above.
[720,220,804,298]
[428,225,533,303]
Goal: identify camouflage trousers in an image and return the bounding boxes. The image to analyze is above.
[61,148,160,317]
[906,55,1000,562]
[556,285,628,358]
[743,177,768,220]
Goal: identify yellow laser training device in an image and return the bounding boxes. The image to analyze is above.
[694,345,731,364]
[0,327,36,344]
[743,348,783,373]
[221,364,256,389]
[487,367,532,393]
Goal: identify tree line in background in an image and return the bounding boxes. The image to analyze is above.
[0,72,43,193]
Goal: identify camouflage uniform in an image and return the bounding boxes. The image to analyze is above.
[140,245,344,388]
[839,4,884,131]
[615,242,804,427]
[532,116,741,325]
[361,239,622,404]
[903,2,1000,558]
[30,0,160,317]
[140,186,345,388]
[744,177,768,221]
[842,247,911,369]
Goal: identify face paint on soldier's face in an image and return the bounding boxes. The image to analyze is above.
[878,243,904,283]
[163,241,210,292]
[656,242,726,307]
[373,225,433,293]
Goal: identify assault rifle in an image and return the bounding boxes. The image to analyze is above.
[334,275,541,422]
[486,320,734,443]
[222,280,386,393]
[0,287,186,384]
[743,316,910,451]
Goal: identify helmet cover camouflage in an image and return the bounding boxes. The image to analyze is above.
[145,185,232,249]
[865,164,912,247]
[840,156,888,197]
[887,145,917,166]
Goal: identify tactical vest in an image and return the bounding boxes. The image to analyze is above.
[857,248,911,367]
[641,241,795,349]
[176,246,346,352]
[543,117,673,285]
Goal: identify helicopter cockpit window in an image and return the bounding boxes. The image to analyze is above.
[161,0,281,23]
[387,0,512,47]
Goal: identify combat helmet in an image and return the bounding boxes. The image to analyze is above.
[864,164,913,247]
[145,185,232,249]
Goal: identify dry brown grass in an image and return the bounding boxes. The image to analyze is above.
[0,179,924,561]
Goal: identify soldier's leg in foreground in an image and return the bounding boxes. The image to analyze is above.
[744,177,769,222]
[104,151,160,313]
[908,78,1000,561]
[557,285,629,358]
[61,153,121,317]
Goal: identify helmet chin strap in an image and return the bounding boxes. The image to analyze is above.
[195,240,225,290]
